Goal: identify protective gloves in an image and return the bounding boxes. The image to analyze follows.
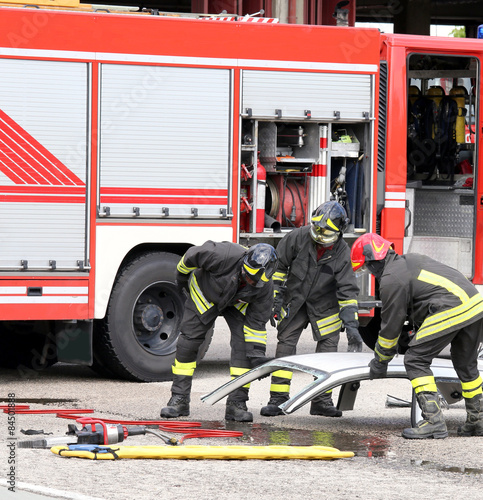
[271,303,282,326]
[346,327,363,352]
[272,287,285,319]
[368,357,389,379]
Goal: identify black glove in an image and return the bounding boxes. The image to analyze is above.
[272,300,282,319]
[272,285,286,321]
[368,358,389,379]
[346,327,363,352]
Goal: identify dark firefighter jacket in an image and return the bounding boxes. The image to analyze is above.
[176,240,274,349]
[374,252,483,362]
[274,226,359,339]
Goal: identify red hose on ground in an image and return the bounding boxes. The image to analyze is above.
[65,416,243,441]
[56,414,202,428]
[0,405,30,410]
[4,405,243,442]
[4,409,94,415]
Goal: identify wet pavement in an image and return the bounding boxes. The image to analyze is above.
[199,419,390,457]
[1,324,483,500]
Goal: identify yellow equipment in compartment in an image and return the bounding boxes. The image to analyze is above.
[450,86,468,144]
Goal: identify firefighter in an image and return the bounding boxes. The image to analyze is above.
[260,201,362,418]
[351,233,483,439]
[160,241,278,422]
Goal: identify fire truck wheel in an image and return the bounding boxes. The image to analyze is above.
[92,251,213,382]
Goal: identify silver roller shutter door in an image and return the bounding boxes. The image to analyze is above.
[0,59,88,270]
[242,70,373,120]
[99,64,231,218]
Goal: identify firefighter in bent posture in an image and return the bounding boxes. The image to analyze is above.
[161,241,277,422]
[351,233,483,439]
[261,201,362,418]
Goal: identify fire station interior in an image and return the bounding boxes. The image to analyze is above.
[404,53,478,278]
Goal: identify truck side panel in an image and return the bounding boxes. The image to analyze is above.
[0,58,89,270]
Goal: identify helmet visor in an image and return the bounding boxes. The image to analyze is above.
[242,263,270,288]
[310,225,339,245]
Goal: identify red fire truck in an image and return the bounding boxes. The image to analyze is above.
[0,1,480,380]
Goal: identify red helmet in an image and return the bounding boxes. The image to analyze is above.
[350,233,394,271]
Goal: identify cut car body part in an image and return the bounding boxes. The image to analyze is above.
[202,352,483,427]
[385,395,412,408]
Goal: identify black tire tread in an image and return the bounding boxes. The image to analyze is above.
[92,251,214,382]
[93,251,178,382]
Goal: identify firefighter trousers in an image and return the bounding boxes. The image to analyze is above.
[269,304,340,403]
[170,298,252,403]
[404,318,483,391]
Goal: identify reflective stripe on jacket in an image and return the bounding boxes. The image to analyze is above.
[376,252,483,361]
[275,226,359,337]
[177,240,273,337]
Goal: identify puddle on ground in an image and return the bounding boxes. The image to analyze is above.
[193,421,483,474]
[196,420,388,457]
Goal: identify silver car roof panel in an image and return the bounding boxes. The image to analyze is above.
[202,352,473,414]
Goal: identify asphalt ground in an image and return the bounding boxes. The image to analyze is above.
[1,320,483,500]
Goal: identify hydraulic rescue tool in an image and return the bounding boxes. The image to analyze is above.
[18,418,177,449]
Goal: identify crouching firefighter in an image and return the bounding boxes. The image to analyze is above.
[351,233,483,439]
[160,241,278,422]
[261,201,362,419]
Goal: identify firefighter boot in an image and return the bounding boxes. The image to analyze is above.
[457,394,483,437]
[225,388,253,422]
[402,392,448,439]
[260,395,289,417]
[310,392,342,417]
[225,401,253,422]
[160,394,190,418]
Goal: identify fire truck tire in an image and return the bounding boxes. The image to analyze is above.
[92,251,213,382]
[90,355,118,379]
